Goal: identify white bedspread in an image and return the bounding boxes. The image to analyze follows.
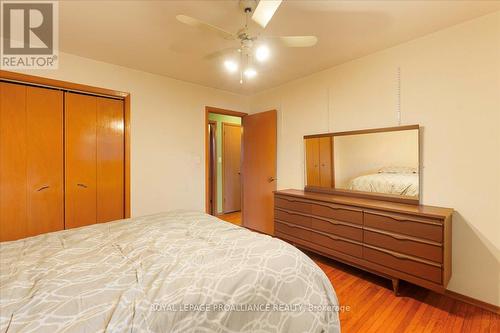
[0,211,340,333]
[348,172,419,196]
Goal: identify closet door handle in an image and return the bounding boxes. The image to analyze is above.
[37,185,49,192]
[77,183,88,188]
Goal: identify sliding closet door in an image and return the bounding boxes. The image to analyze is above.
[65,93,124,228]
[0,82,64,241]
[96,98,124,223]
[0,83,27,240]
[65,93,97,229]
[26,86,64,236]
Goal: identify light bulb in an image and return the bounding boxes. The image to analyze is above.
[224,60,238,73]
[255,45,270,62]
[244,68,257,79]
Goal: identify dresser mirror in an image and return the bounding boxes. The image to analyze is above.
[304,125,420,204]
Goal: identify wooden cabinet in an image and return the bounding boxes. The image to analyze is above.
[0,83,64,241]
[65,93,124,229]
[0,78,126,241]
[305,137,332,188]
[274,189,453,294]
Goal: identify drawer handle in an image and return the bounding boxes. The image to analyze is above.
[365,245,441,267]
[278,209,304,216]
[278,197,301,203]
[367,212,442,226]
[314,202,362,213]
[276,220,306,231]
[386,233,406,241]
[37,185,49,192]
[387,251,407,260]
[365,227,442,246]
[277,208,360,229]
[277,220,362,246]
[77,183,88,188]
[279,220,342,239]
[277,196,362,213]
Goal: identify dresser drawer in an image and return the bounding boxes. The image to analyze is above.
[310,230,363,258]
[311,202,363,225]
[364,211,443,242]
[275,221,312,242]
[364,229,442,263]
[363,245,442,284]
[275,209,311,228]
[275,196,311,214]
[311,216,362,242]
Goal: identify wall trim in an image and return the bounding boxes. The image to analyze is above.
[444,289,500,315]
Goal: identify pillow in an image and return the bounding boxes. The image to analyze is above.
[378,166,418,174]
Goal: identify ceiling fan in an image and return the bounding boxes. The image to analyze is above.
[176,0,318,84]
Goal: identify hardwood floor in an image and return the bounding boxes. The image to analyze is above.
[311,253,499,332]
[218,211,242,225]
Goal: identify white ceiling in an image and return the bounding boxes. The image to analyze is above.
[59,1,500,95]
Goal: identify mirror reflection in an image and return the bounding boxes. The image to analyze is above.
[305,127,419,200]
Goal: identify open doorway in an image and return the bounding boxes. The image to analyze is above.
[205,106,277,235]
[205,107,246,226]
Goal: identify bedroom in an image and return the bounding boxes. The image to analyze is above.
[0,0,499,332]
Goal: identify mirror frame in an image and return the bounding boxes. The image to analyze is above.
[304,124,420,205]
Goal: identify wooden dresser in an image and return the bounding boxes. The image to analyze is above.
[274,189,453,294]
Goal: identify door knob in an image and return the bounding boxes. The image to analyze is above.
[268,177,276,183]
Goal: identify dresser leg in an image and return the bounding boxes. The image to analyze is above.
[392,278,400,296]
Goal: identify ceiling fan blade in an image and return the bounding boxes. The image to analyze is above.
[204,47,239,60]
[176,14,235,40]
[252,0,282,28]
[268,36,318,47]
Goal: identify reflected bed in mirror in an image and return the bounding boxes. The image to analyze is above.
[304,125,420,204]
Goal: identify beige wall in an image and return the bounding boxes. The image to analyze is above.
[334,130,419,188]
[13,52,250,217]
[250,11,500,306]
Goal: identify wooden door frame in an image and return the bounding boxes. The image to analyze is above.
[205,106,247,216]
[208,120,218,215]
[221,122,242,214]
[0,70,131,218]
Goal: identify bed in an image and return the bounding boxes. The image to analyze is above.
[347,168,419,196]
[0,211,340,333]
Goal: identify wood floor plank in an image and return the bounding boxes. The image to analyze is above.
[307,253,500,333]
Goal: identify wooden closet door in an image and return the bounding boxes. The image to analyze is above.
[26,86,64,236]
[0,82,28,241]
[65,93,97,229]
[305,138,320,187]
[319,137,333,188]
[96,97,124,223]
[0,83,64,241]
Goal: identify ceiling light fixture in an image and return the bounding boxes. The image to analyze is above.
[177,0,319,85]
[224,60,238,73]
[244,68,257,79]
[255,45,270,62]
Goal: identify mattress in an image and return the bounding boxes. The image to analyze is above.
[348,172,419,196]
[0,211,340,333]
